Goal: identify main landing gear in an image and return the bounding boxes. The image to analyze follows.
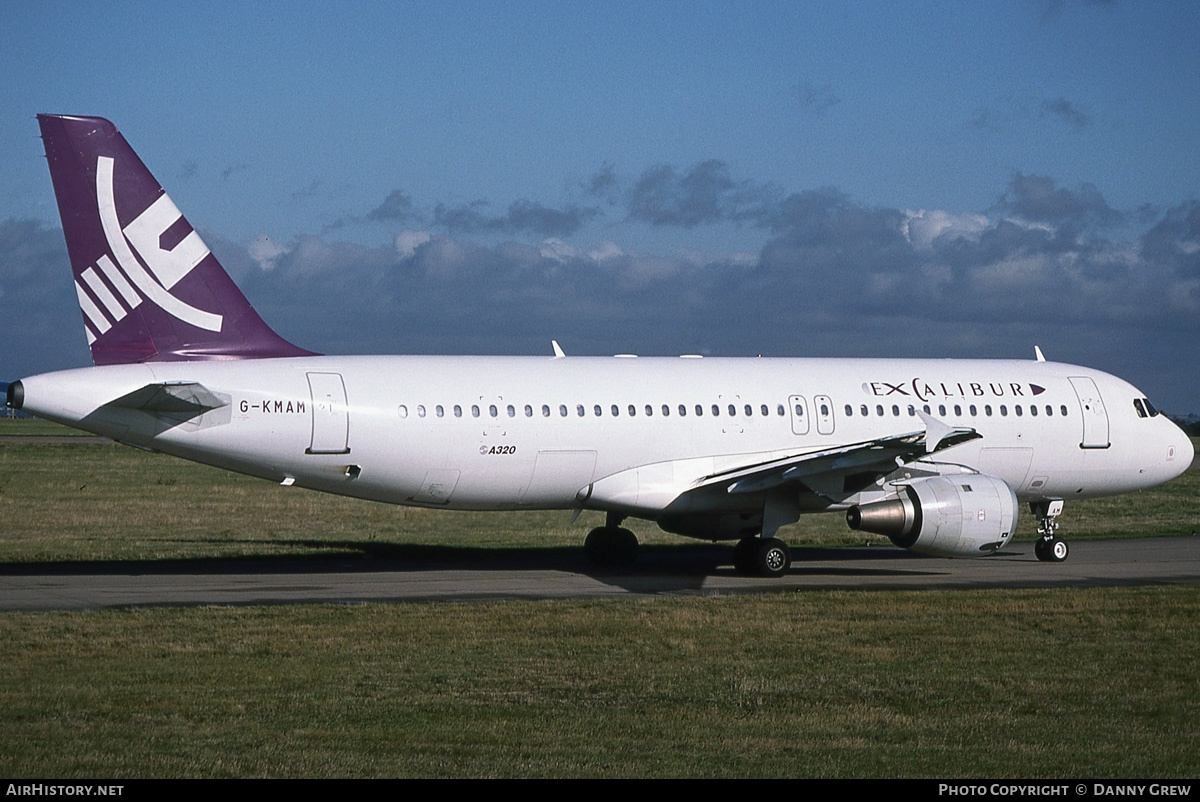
[584,513,639,567]
[1031,500,1069,563]
[732,536,792,578]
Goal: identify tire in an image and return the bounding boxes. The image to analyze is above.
[1049,537,1069,562]
[732,537,757,574]
[754,538,792,578]
[1035,536,1069,563]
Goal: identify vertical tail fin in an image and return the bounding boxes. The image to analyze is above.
[38,114,314,364]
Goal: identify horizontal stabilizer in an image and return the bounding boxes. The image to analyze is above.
[109,382,228,415]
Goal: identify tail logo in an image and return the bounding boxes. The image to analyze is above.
[74,155,223,343]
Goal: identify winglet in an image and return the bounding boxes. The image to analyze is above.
[916,410,983,453]
[552,340,566,358]
[1034,345,1046,362]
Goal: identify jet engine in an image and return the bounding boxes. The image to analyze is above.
[845,474,1017,558]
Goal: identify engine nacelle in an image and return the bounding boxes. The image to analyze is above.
[845,474,1017,558]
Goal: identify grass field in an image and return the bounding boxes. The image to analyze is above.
[0,419,1197,777]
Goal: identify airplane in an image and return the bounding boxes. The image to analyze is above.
[5,114,1193,577]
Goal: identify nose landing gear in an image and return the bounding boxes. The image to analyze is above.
[1031,500,1069,563]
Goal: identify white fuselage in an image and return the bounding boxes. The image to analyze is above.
[16,355,1192,533]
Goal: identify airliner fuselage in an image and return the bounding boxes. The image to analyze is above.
[15,354,1188,519]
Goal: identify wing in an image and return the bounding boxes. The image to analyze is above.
[581,411,983,521]
[698,411,981,499]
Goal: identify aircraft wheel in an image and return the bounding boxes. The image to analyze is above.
[1035,536,1069,563]
[754,538,792,578]
[732,537,758,574]
[584,526,638,567]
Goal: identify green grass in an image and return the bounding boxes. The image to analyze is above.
[0,416,97,436]
[1,588,1197,778]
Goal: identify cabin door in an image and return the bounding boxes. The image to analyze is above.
[306,372,350,454]
[1068,376,1110,449]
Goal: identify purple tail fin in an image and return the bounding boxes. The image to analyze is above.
[38,114,315,365]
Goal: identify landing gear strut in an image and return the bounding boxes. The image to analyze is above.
[584,512,639,567]
[733,536,792,578]
[1031,500,1069,563]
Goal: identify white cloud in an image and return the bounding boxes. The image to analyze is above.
[903,209,989,250]
[394,229,432,259]
[538,238,578,263]
[248,234,289,271]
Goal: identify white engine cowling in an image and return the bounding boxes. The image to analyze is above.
[845,474,1017,558]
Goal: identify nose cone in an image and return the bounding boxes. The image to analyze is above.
[1174,424,1195,477]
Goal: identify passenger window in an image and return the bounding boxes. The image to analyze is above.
[398,405,408,418]
[436,405,444,417]
[696,405,703,416]
[1045,405,1052,416]
[541,405,550,417]
[417,405,426,418]
[745,404,752,416]
[454,405,463,418]
[1000,405,1007,417]
[679,405,687,417]
[577,404,585,417]
[472,405,480,418]
[938,404,946,416]
[1030,405,1038,417]
[760,404,768,416]
[595,405,603,416]
[559,404,567,417]
[646,405,653,416]
[985,405,992,416]
[611,405,619,416]
[490,405,499,417]
[728,404,736,416]
[629,405,637,417]
[1060,405,1068,416]
[712,405,720,416]
[860,404,868,416]
[1015,405,1023,417]
[969,405,977,416]
[892,405,900,416]
[876,405,884,417]
[776,404,785,416]
[662,405,670,417]
[845,405,853,417]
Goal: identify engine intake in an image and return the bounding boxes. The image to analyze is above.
[847,474,1017,558]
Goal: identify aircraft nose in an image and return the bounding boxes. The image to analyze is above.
[1175,426,1195,473]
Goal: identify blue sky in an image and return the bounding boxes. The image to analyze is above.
[2,1,1199,411]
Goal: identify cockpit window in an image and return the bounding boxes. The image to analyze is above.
[1134,398,1161,418]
